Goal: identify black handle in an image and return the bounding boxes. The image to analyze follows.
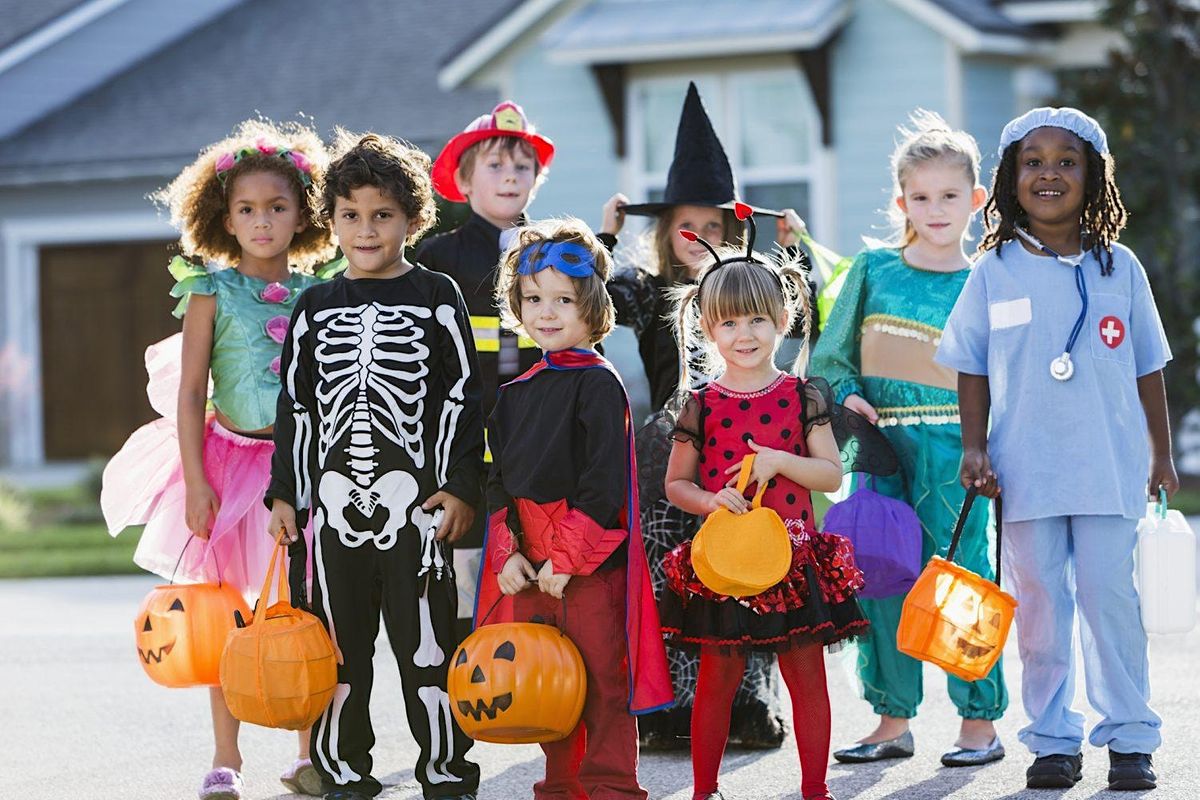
[945,487,1003,587]
[478,584,570,634]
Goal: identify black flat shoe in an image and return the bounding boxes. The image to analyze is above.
[941,736,1005,767]
[1108,751,1156,791]
[1026,753,1083,789]
[833,731,914,763]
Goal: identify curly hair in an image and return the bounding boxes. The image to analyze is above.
[152,118,334,271]
[495,217,615,345]
[980,136,1127,275]
[322,129,437,246]
[671,246,812,394]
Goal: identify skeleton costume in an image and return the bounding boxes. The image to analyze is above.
[476,349,674,799]
[266,265,483,799]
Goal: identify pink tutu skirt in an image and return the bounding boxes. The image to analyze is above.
[102,418,293,602]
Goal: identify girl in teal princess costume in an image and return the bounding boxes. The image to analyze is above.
[101,119,339,800]
[810,111,1008,767]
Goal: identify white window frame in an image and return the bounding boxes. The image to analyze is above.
[625,62,832,239]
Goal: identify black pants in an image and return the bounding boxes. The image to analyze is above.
[302,525,478,798]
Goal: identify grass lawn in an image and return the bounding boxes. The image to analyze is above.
[0,523,142,579]
[0,480,143,579]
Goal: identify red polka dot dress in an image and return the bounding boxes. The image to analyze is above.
[660,374,868,652]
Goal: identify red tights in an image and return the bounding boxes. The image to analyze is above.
[690,645,831,800]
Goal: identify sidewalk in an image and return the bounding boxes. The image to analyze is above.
[2,573,1195,799]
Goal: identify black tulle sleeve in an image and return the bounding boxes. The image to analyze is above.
[634,391,696,507]
[667,392,703,450]
[802,376,899,477]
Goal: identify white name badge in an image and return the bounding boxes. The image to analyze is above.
[989,298,1032,330]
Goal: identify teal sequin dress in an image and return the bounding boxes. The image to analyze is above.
[811,247,1007,721]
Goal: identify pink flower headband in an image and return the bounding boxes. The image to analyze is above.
[215,137,313,188]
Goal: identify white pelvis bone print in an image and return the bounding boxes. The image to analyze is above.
[311,302,467,550]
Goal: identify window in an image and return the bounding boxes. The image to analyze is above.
[628,69,820,227]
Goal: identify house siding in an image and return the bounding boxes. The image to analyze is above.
[831,0,949,253]
[507,47,621,224]
[962,55,1019,178]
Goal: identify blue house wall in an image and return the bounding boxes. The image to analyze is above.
[510,50,622,227]
[830,0,950,253]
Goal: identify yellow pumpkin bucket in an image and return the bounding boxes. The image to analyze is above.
[692,455,792,597]
[220,532,338,730]
[897,489,1016,682]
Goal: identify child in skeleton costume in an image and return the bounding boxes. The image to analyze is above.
[266,132,482,800]
[811,112,1009,768]
[101,119,337,800]
[418,101,555,636]
[475,219,673,799]
[599,81,806,752]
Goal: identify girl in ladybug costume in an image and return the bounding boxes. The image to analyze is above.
[476,218,672,800]
[660,207,888,800]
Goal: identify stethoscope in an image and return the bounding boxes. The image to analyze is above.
[1014,227,1087,381]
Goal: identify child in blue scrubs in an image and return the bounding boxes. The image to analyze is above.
[936,107,1176,793]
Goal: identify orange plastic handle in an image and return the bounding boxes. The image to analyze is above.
[732,455,769,509]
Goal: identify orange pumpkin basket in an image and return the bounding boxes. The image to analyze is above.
[897,490,1016,682]
[448,597,586,744]
[692,455,792,597]
[134,580,250,688]
[219,533,337,730]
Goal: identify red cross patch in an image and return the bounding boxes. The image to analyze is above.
[1099,315,1126,349]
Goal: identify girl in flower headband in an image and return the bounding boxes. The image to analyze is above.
[101,117,338,800]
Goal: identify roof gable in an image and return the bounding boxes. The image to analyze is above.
[0,0,505,184]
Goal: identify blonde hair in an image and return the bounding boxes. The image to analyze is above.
[152,118,334,271]
[671,246,812,393]
[495,217,615,345]
[650,207,742,284]
[888,109,981,247]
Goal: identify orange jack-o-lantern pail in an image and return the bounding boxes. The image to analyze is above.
[219,534,337,730]
[134,581,250,688]
[691,455,792,598]
[448,617,586,744]
[897,490,1016,682]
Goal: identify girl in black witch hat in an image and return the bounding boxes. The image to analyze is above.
[599,81,806,752]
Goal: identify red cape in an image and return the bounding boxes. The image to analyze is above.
[474,349,674,714]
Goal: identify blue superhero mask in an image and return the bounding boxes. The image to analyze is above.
[516,240,596,278]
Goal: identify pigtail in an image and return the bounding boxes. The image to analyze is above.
[670,282,702,402]
[777,258,812,377]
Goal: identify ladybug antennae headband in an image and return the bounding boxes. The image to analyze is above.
[686,203,780,299]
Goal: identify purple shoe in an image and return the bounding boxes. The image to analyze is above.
[280,758,324,796]
[199,767,243,800]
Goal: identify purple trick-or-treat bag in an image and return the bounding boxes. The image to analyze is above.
[823,477,922,599]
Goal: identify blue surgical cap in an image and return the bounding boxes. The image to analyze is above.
[998,107,1109,157]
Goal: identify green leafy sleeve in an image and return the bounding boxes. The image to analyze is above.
[810,251,870,404]
[166,256,217,319]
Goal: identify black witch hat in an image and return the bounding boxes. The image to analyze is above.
[621,81,782,218]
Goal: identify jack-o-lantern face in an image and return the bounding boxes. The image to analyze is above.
[447,622,586,744]
[134,583,250,689]
[454,639,516,721]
